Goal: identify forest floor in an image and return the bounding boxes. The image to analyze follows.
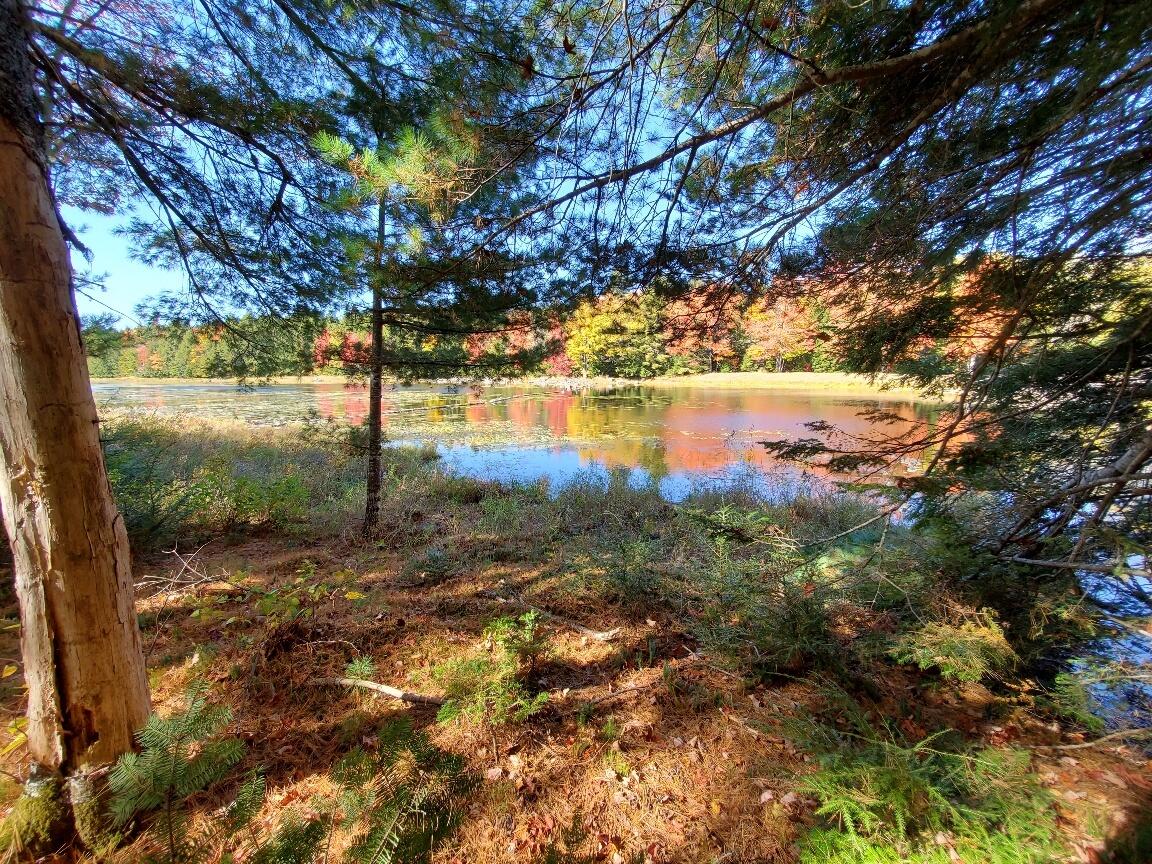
[0,418,1148,863]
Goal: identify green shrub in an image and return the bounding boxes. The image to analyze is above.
[606,538,662,600]
[429,474,497,505]
[107,682,248,862]
[101,414,494,547]
[242,560,337,624]
[101,415,362,547]
[479,493,530,532]
[106,685,471,864]
[344,656,378,680]
[1047,670,1107,732]
[484,612,549,668]
[433,656,549,725]
[890,611,1017,682]
[399,545,459,585]
[690,539,835,673]
[433,613,550,725]
[327,718,475,864]
[801,729,967,841]
[793,691,1064,864]
[552,470,668,534]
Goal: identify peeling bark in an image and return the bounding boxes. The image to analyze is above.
[0,0,149,776]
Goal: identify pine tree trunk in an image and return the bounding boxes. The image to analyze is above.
[362,194,386,536]
[0,0,149,784]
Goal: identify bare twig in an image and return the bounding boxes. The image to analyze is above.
[559,682,657,716]
[1034,728,1152,751]
[142,542,236,662]
[306,677,444,706]
[136,541,217,595]
[477,589,620,641]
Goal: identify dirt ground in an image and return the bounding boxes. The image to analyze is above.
[1,535,1149,863]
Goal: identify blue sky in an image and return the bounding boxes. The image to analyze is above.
[66,206,184,327]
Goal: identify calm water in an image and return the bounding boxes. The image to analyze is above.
[92,380,939,500]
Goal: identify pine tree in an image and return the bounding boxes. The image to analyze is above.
[104,687,471,864]
[1,0,547,842]
[534,0,1152,572]
[1,0,150,842]
[309,18,557,535]
[107,683,246,863]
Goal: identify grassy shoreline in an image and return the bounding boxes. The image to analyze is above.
[91,370,942,399]
[646,371,937,396]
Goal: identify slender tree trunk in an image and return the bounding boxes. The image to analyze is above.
[0,0,149,785]
[362,193,386,536]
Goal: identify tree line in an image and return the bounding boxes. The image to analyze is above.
[86,271,1011,381]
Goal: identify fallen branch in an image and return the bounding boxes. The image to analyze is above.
[307,677,444,706]
[137,542,218,596]
[1034,727,1152,751]
[478,589,620,641]
[559,683,657,716]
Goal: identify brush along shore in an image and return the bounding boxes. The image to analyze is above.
[90,370,942,399]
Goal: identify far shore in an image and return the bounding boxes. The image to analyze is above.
[91,370,943,399]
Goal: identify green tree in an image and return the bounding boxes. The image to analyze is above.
[311,22,556,534]
[566,288,672,378]
[0,0,539,843]
[81,314,124,377]
[2,0,150,842]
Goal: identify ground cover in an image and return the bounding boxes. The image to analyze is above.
[0,416,1146,863]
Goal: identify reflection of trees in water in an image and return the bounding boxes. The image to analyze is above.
[577,438,670,481]
[96,382,934,482]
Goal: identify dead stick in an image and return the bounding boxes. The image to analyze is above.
[307,677,444,706]
[1034,728,1152,751]
[478,590,620,641]
[559,683,657,716]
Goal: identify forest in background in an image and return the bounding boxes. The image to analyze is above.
[84,262,1030,380]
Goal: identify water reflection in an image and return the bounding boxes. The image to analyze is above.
[93,381,940,495]
[1078,570,1152,733]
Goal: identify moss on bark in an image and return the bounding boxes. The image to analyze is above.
[0,773,69,858]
